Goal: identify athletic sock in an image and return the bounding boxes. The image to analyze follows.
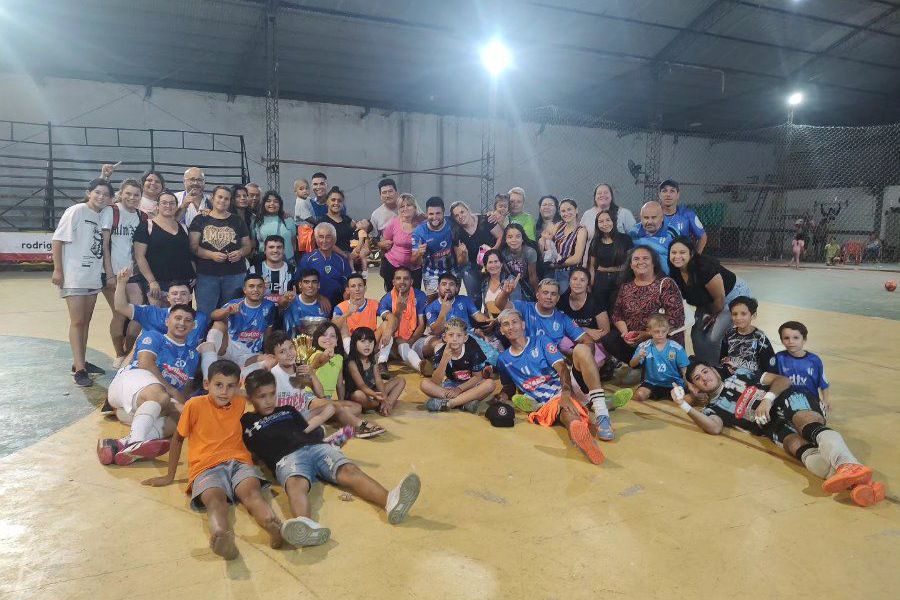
[588,388,609,418]
[343,338,351,355]
[128,401,163,443]
[398,343,422,371]
[814,429,860,472]
[206,328,224,351]
[201,350,218,381]
[377,337,393,364]
[798,445,831,479]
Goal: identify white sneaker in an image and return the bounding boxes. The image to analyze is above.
[281,516,331,547]
[386,473,421,525]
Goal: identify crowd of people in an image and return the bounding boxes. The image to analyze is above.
[49,166,886,559]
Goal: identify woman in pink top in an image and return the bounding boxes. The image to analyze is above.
[378,193,425,292]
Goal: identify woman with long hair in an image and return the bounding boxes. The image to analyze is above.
[587,209,633,309]
[499,223,539,301]
[540,198,587,294]
[138,170,166,217]
[254,189,297,263]
[535,194,561,240]
[450,200,502,308]
[231,184,255,240]
[580,183,637,244]
[380,193,425,290]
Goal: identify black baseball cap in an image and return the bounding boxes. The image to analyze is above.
[659,179,679,191]
[485,403,515,428]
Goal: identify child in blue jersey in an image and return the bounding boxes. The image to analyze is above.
[200,274,277,379]
[629,314,690,401]
[496,308,605,465]
[411,196,456,295]
[282,268,331,336]
[772,321,830,412]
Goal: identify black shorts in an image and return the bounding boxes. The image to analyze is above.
[638,382,674,400]
[773,389,823,423]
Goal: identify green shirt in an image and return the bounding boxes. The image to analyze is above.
[310,351,343,399]
[509,213,536,241]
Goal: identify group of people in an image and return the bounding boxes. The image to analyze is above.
[49,167,885,559]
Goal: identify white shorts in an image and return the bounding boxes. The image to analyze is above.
[108,368,163,416]
[411,335,433,357]
[222,341,258,368]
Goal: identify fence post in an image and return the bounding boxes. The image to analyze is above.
[240,135,248,183]
[149,129,155,170]
[43,122,54,231]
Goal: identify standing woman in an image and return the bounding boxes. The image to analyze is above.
[380,193,425,291]
[450,200,502,308]
[51,178,113,387]
[541,198,587,294]
[254,190,297,264]
[535,194,561,240]
[232,184,255,243]
[319,187,368,273]
[499,223,539,301]
[580,183,637,243]
[188,185,253,314]
[138,170,165,217]
[588,209,633,309]
[668,237,751,364]
[133,190,195,307]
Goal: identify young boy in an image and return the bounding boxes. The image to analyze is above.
[264,331,385,439]
[719,296,774,378]
[248,235,294,303]
[421,318,497,413]
[771,321,830,412]
[629,314,690,401]
[282,268,331,336]
[142,360,285,560]
[241,370,421,546]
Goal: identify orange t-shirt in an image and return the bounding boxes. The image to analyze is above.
[177,394,253,490]
[336,298,379,333]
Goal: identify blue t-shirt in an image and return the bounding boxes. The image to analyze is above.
[629,224,677,275]
[131,305,210,347]
[282,297,329,335]
[377,288,428,318]
[664,205,705,241]
[294,250,352,305]
[497,335,564,404]
[631,339,689,387]
[412,219,456,275]
[424,295,480,328]
[512,300,584,346]
[127,330,200,392]
[222,298,277,353]
[770,350,828,399]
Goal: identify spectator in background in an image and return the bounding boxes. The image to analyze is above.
[367,178,399,239]
[293,178,314,223]
[133,190,195,307]
[863,232,882,262]
[629,201,677,275]
[658,180,707,253]
[499,223,539,301]
[246,182,262,211]
[140,170,165,217]
[380,193,425,291]
[318,187,368,274]
[309,172,338,221]
[535,194,561,241]
[174,167,209,228]
[450,200,502,308]
[411,196,456,295]
[540,198,587,295]
[581,183,637,243]
[231,184,254,238]
[294,222,352,306]
[587,209,633,309]
[507,187,536,241]
[255,191,297,265]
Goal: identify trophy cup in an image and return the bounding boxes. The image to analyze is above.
[293,333,314,366]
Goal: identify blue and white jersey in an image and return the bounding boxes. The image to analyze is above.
[663,205,705,242]
[127,330,199,391]
[498,335,564,403]
[412,219,456,276]
[282,296,329,335]
[770,350,828,399]
[131,304,210,347]
[629,224,677,275]
[424,295,480,328]
[222,298,277,353]
[512,300,584,346]
[632,339,689,387]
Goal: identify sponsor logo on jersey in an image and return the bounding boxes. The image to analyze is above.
[734,385,760,419]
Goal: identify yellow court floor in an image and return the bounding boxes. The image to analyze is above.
[0,270,897,600]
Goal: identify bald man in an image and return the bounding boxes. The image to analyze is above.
[628,201,677,275]
[174,167,210,227]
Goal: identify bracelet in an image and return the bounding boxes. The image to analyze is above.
[763,392,776,403]
[679,401,692,413]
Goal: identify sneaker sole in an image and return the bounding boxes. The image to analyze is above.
[281,518,331,547]
[850,481,886,507]
[114,439,171,466]
[356,428,386,439]
[388,473,421,525]
[822,465,873,494]
[570,421,605,465]
[96,440,115,466]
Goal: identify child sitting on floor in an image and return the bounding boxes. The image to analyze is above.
[241,370,421,546]
[420,318,497,413]
[629,314,690,402]
[771,320,831,413]
[345,326,406,415]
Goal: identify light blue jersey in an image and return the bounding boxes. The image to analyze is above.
[222,298,277,353]
[497,335,564,403]
[632,339,689,387]
[132,304,210,347]
[512,300,584,346]
[127,330,199,391]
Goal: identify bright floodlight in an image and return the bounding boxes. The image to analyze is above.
[788,91,804,106]
[480,40,511,76]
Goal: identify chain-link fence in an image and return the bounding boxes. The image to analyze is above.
[501,108,900,264]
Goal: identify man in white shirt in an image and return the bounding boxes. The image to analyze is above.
[174,166,209,227]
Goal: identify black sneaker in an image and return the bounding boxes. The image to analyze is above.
[100,399,114,413]
[71,362,106,376]
[73,369,93,387]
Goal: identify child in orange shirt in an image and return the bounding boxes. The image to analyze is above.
[143,359,284,560]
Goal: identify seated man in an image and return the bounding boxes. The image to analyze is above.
[496,308,604,465]
[675,361,885,507]
[199,274,276,379]
[248,235,294,303]
[293,222,352,307]
[377,266,428,372]
[97,304,201,466]
[495,276,616,441]
[418,272,491,369]
[282,268,331,336]
[332,273,392,363]
[629,201,677,275]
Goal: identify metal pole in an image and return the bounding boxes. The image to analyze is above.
[480,79,497,213]
[264,0,280,193]
[43,122,54,230]
[149,129,156,170]
[240,135,249,183]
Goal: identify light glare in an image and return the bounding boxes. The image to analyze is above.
[480,40,511,76]
[788,91,804,106]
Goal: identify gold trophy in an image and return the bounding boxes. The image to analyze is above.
[292,333,314,366]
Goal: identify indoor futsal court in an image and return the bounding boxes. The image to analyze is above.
[1,2,899,599]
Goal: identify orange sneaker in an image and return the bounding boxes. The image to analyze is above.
[850,481,886,507]
[822,463,873,494]
[569,420,605,465]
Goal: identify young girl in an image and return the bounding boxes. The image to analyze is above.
[52,178,114,387]
[254,190,297,264]
[345,327,406,415]
[792,230,806,270]
[588,209,633,309]
[499,223,539,301]
[308,321,347,402]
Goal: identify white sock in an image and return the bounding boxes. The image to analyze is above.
[343,337,351,355]
[128,400,162,443]
[588,388,609,418]
[377,337,393,364]
[206,328,224,351]
[398,343,422,371]
[816,429,859,471]
[201,350,218,380]
[800,446,831,479]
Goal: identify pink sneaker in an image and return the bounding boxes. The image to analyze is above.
[96,438,124,465]
[114,438,171,466]
[324,425,355,447]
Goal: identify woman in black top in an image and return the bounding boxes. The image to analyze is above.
[318,187,357,253]
[556,267,610,367]
[535,194,561,240]
[667,236,751,364]
[133,190,195,306]
[188,185,253,314]
[587,209,633,309]
[450,200,502,309]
